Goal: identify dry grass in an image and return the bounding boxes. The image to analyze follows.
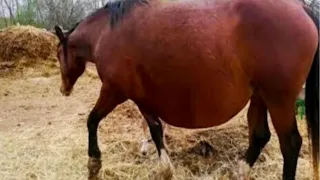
[0,25,59,77]
[0,66,314,180]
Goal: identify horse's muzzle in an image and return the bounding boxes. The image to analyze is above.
[60,85,73,96]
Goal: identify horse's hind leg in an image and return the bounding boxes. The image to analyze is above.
[87,84,125,179]
[239,93,271,179]
[262,92,302,180]
[138,107,173,172]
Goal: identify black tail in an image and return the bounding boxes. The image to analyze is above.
[303,4,319,180]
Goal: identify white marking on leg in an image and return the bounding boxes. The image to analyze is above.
[158,148,174,179]
[140,138,149,155]
[238,160,251,180]
[161,122,172,153]
[160,149,173,169]
[141,120,150,155]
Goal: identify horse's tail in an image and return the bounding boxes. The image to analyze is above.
[303,4,319,180]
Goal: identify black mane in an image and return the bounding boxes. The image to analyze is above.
[64,0,149,38]
[66,22,80,36]
[104,0,149,28]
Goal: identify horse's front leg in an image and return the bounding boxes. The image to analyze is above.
[87,83,125,179]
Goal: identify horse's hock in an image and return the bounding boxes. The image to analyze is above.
[0,25,58,70]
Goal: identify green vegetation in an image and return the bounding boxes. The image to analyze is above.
[0,17,13,28]
[14,0,45,28]
[0,0,44,29]
[295,99,305,120]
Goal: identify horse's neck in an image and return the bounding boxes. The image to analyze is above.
[81,11,109,63]
[71,14,108,63]
[66,30,94,64]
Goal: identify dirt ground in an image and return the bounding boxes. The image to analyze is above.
[0,64,313,180]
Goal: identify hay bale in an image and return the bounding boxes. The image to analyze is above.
[0,25,58,68]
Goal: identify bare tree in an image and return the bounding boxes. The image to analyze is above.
[3,0,15,23]
[0,0,110,29]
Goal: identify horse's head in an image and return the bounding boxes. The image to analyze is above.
[54,25,87,96]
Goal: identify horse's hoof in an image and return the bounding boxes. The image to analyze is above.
[87,157,102,179]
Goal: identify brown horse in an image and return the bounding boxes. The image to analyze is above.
[54,0,319,179]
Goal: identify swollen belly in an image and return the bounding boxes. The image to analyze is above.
[156,88,251,129]
[161,103,248,129]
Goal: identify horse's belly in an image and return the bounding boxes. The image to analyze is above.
[154,82,252,129]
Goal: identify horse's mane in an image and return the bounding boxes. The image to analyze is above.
[65,0,149,36]
[66,22,80,36]
[105,0,149,27]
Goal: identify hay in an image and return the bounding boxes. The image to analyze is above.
[0,25,58,75]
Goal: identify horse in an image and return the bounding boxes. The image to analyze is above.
[53,0,319,179]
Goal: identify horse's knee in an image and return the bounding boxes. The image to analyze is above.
[87,111,101,129]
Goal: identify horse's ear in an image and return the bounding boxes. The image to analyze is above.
[54,25,65,42]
